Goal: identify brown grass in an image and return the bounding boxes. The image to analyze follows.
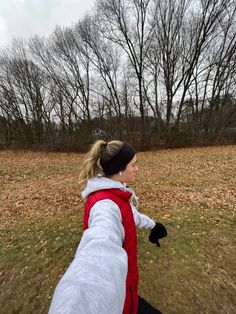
[0,146,236,313]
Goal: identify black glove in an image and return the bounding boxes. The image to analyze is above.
[149,222,168,247]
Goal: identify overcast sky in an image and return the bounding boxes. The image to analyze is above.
[0,0,95,48]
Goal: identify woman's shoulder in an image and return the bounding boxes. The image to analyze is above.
[90,198,122,218]
[89,199,124,235]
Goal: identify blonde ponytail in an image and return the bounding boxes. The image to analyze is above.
[79,139,124,185]
[79,140,107,185]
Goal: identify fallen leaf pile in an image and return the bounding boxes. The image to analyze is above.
[0,146,235,227]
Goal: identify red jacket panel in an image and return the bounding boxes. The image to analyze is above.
[84,189,139,314]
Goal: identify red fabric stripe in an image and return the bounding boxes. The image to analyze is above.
[84,189,139,314]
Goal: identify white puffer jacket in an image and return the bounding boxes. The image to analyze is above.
[48,177,155,314]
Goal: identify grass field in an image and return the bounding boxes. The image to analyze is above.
[0,146,235,314]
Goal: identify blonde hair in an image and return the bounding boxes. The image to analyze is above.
[79,140,123,185]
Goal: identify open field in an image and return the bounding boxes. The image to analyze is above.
[0,146,236,314]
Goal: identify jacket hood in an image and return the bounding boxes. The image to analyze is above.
[81,176,138,201]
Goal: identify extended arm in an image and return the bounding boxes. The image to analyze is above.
[131,203,155,229]
[131,204,167,247]
[49,200,127,314]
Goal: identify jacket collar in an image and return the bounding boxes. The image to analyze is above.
[81,176,138,202]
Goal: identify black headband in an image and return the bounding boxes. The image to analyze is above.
[101,143,135,176]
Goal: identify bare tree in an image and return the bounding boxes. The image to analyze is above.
[0,40,54,146]
[0,0,235,149]
[147,0,236,145]
[151,0,190,137]
[96,0,155,144]
[185,0,236,142]
[77,14,126,137]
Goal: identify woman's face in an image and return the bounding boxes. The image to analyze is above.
[121,155,138,183]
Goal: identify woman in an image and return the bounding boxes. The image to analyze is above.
[49,140,167,314]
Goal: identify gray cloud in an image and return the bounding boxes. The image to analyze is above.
[0,0,95,47]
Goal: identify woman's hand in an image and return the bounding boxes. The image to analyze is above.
[149,222,168,247]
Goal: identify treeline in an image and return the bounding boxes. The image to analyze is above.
[0,0,236,151]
